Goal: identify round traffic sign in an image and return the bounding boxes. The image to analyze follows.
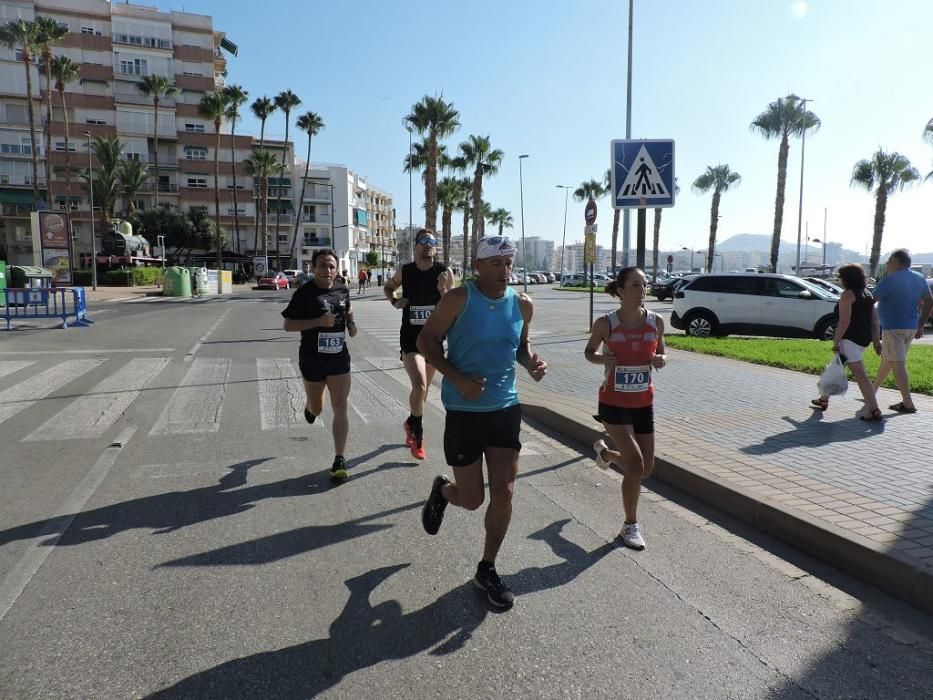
[584,198,597,226]
[667,254,674,264]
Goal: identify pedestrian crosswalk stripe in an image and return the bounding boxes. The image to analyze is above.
[24,358,170,441]
[0,360,36,381]
[256,358,311,431]
[0,359,105,426]
[150,358,230,435]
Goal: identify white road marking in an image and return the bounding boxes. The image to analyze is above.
[0,425,137,625]
[0,359,105,426]
[150,358,229,435]
[23,358,170,441]
[256,358,311,430]
[0,360,36,380]
[349,399,370,424]
[0,349,173,355]
[184,307,233,361]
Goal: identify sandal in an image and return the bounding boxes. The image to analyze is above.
[859,408,883,422]
[810,398,829,410]
[889,402,917,414]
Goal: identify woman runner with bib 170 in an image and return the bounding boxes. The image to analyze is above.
[584,266,666,550]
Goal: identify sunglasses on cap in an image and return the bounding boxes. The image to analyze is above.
[416,236,437,246]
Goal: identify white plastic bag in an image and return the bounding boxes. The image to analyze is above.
[817,353,848,396]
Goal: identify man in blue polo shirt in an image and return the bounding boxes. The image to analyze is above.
[872,249,933,413]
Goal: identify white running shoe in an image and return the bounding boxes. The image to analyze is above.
[619,522,646,550]
[593,440,611,471]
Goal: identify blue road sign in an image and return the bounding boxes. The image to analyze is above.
[610,139,675,209]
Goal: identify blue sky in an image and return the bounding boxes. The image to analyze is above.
[159,0,932,256]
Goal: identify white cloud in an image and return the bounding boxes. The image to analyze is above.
[791,2,808,18]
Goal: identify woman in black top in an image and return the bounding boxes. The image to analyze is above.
[282,249,358,482]
[811,263,882,421]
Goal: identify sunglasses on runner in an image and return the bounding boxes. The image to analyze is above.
[416,236,437,246]
[476,235,516,259]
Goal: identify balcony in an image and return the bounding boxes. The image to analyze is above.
[302,238,332,249]
[301,213,331,224]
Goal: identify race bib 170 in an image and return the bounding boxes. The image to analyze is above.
[409,305,435,326]
[317,332,345,354]
[613,365,651,392]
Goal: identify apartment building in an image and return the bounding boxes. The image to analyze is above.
[554,242,610,274]
[516,235,554,272]
[0,0,243,264]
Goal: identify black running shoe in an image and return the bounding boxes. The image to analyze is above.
[330,456,349,484]
[304,408,316,424]
[473,564,515,609]
[421,475,449,535]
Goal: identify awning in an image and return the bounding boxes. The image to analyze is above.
[0,189,35,205]
[220,36,238,56]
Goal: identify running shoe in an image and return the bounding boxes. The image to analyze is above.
[473,564,515,610]
[421,475,449,535]
[618,522,646,550]
[330,456,349,484]
[304,408,316,424]
[410,430,426,460]
[593,439,611,471]
[403,420,414,448]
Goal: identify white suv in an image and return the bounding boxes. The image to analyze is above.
[670,273,839,339]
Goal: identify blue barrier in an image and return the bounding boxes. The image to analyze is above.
[2,287,93,330]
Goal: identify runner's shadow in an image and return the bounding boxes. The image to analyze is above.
[147,563,489,698]
[740,412,884,456]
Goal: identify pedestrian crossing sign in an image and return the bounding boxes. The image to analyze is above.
[610,139,675,209]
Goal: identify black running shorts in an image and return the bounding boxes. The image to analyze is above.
[444,404,522,467]
[597,402,654,434]
[400,325,422,356]
[299,352,350,383]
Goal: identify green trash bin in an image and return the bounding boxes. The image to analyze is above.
[0,261,6,307]
[162,266,192,297]
[8,265,53,289]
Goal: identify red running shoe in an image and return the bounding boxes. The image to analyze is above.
[403,420,414,448]
[410,431,426,461]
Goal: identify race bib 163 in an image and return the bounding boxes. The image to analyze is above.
[317,332,345,354]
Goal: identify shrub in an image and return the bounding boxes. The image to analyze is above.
[131,267,162,286]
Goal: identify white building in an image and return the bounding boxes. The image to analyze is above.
[516,236,554,272]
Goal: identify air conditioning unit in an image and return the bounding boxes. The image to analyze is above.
[0,175,8,184]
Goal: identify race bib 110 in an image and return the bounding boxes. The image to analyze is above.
[409,305,434,326]
[317,332,345,354]
[613,365,651,392]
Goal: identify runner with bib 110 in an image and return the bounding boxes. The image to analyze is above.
[383,229,453,460]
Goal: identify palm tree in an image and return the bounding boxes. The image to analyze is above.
[35,16,67,205]
[272,90,301,268]
[692,165,741,274]
[750,95,821,272]
[289,111,325,266]
[488,207,514,236]
[222,84,249,253]
[138,74,176,208]
[437,176,467,266]
[198,91,230,269]
[573,179,606,204]
[244,149,279,259]
[923,118,933,182]
[250,96,276,253]
[652,178,680,280]
[456,177,472,276]
[50,55,79,213]
[603,169,621,273]
[85,135,123,225]
[458,135,504,266]
[0,19,43,205]
[850,150,920,277]
[117,158,150,215]
[404,139,451,192]
[404,95,460,233]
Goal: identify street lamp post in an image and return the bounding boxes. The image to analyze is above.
[556,185,571,280]
[681,246,698,271]
[621,0,634,268]
[157,234,165,270]
[404,118,414,261]
[85,132,97,291]
[518,154,529,292]
[794,97,813,275]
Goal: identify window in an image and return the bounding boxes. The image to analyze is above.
[80,26,96,35]
[118,58,148,76]
[184,123,205,133]
[764,278,806,298]
[184,146,207,160]
[124,152,143,161]
[54,141,77,152]
[86,118,107,125]
[4,104,28,126]
[187,176,208,189]
[188,206,208,215]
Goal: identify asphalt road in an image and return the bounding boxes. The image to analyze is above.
[1,287,931,699]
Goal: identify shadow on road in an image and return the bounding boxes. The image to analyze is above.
[741,410,884,455]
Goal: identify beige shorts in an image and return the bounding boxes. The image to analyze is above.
[881,328,915,362]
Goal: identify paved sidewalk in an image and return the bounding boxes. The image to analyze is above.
[83,283,254,303]
[519,333,933,614]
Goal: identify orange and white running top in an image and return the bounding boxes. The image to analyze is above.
[598,309,659,409]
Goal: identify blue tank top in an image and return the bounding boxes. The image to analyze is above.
[441,281,524,412]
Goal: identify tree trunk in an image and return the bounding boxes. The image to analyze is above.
[869,186,887,279]
[214,120,222,270]
[23,52,40,206]
[610,208,620,273]
[43,52,53,207]
[462,206,470,278]
[769,133,789,272]
[253,118,265,254]
[274,115,290,270]
[441,205,452,266]
[230,119,240,254]
[707,191,721,273]
[59,87,71,215]
[152,97,160,208]
[289,133,311,268]
[261,178,269,258]
[471,167,482,269]
[426,131,437,232]
[652,207,662,280]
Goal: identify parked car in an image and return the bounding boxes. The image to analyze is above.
[803,276,843,296]
[282,269,300,287]
[670,273,838,339]
[534,271,556,284]
[560,273,588,287]
[257,272,289,290]
[651,275,693,301]
[928,279,933,326]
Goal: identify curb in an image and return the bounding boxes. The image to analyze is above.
[519,383,933,616]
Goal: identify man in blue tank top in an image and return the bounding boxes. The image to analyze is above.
[417,235,547,610]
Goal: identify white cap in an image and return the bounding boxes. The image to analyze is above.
[476,235,516,260]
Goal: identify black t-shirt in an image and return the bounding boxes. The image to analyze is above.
[401,261,446,330]
[281,281,351,358]
[838,289,874,347]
